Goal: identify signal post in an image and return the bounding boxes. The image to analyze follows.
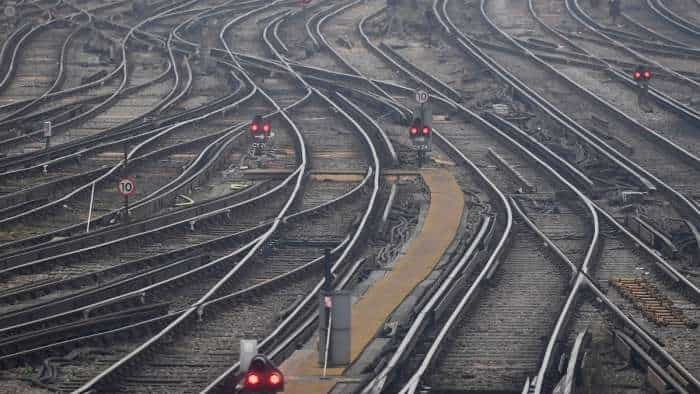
[633,66,653,113]
[411,89,432,167]
[250,115,272,156]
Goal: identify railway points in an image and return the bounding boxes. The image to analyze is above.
[0,0,699,393]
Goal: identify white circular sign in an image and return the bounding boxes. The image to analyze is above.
[4,6,15,17]
[118,177,136,196]
[415,89,429,104]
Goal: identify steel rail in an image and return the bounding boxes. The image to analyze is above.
[0,6,274,228]
[262,8,397,167]
[17,0,197,164]
[620,13,694,48]
[199,87,384,394]
[0,47,311,265]
[0,76,255,228]
[477,0,700,222]
[0,67,166,143]
[314,0,403,108]
[362,217,494,393]
[520,204,699,392]
[526,0,700,123]
[357,8,461,103]
[563,0,700,122]
[71,2,310,390]
[26,2,187,126]
[433,0,656,193]
[0,62,246,176]
[0,165,282,282]
[0,173,368,319]
[355,27,599,197]
[330,37,516,388]
[378,104,596,394]
[567,0,700,91]
[440,0,700,230]
[648,0,700,37]
[451,0,700,296]
[0,1,183,163]
[0,112,242,251]
[199,5,390,389]
[0,174,370,359]
[0,20,63,94]
[371,0,700,390]
[0,78,249,254]
[0,24,32,84]
[0,24,81,123]
[0,61,172,171]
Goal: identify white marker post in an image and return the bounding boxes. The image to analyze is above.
[86,182,96,233]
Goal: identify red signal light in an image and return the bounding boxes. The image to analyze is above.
[269,371,283,387]
[251,115,264,135]
[421,126,430,136]
[633,71,641,80]
[245,372,261,387]
[410,126,419,135]
[262,122,271,133]
[643,70,651,80]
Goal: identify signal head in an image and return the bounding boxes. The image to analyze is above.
[633,71,641,80]
[242,355,284,392]
[421,126,430,136]
[643,70,651,80]
[262,122,271,133]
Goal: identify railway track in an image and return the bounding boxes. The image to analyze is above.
[1,0,699,392]
[312,0,700,389]
[0,1,393,392]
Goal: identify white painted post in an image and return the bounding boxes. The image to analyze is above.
[86,182,96,233]
[323,308,333,377]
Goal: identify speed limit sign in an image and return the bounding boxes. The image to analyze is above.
[415,89,429,104]
[118,177,136,196]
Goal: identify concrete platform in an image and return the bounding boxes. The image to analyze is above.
[280,168,465,393]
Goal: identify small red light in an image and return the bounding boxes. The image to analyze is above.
[245,372,261,386]
[269,372,283,386]
[422,126,430,135]
[633,71,641,80]
[251,123,259,133]
[643,71,651,79]
[263,123,271,133]
[410,127,418,135]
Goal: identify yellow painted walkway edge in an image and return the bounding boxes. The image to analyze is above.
[281,168,464,393]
